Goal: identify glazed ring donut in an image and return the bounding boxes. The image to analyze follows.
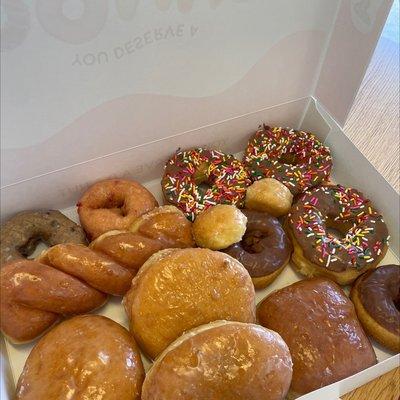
[77,179,158,239]
[162,148,250,220]
[287,185,389,285]
[224,210,292,289]
[351,265,400,352]
[244,125,332,195]
[0,210,86,265]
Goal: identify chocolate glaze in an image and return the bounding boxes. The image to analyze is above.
[224,210,292,277]
[162,148,250,221]
[358,265,400,335]
[243,126,332,195]
[288,185,389,272]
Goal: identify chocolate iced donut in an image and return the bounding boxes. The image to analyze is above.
[0,210,86,266]
[351,265,400,352]
[287,185,389,285]
[244,125,332,195]
[162,148,250,221]
[224,210,292,289]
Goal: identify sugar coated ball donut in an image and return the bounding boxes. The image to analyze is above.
[123,248,256,359]
[162,148,250,221]
[192,205,247,250]
[244,125,332,195]
[245,178,293,217]
[287,185,389,285]
[77,179,158,240]
[142,321,292,400]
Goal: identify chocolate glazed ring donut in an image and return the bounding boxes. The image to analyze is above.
[287,185,389,285]
[0,210,86,266]
[351,265,400,352]
[224,210,292,289]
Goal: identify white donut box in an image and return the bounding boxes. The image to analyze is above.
[1,1,399,399]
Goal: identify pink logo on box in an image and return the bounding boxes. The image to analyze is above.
[1,0,230,50]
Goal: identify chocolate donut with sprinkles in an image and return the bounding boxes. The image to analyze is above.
[162,148,251,221]
[286,185,389,285]
[244,125,332,195]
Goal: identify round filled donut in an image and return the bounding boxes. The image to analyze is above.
[257,278,377,397]
[0,210,86,265]
[123,248,256,359]
[224,210,292,289]
[77,179,158,239]
[15,315,144,400]
[351,265,400,352]
[162,148,250,220]
[244,125,332,195]
[141,321,292,400]
[287,185,389,285]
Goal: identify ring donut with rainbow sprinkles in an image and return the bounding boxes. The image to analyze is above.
[286,185,389,285]
[244,125,332,195]
[162,148,251,220]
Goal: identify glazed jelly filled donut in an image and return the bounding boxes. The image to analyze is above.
[162,148,250,220]
[287,185,389,285]
[244,125,332,195]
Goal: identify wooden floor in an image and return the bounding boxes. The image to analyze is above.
[342,368,400,400]
[341,15,399,400]
[343,37,399,193]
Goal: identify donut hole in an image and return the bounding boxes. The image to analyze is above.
[193,162,212,194]
[19,237,49,259]
[279,153,301,166]
[100,196,128,216]
[324,216,352,241]
[242,230,268,253]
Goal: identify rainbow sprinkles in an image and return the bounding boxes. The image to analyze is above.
[244,126,332,195]
[162,148,251,221]
[288,185,389,271]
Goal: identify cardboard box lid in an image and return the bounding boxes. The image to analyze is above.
[1,0,393,187]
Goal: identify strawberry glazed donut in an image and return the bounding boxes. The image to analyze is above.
[77,179,158,240]
[162,148,251,221]
[244,125,332,195]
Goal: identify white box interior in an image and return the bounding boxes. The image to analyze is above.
[2,98,399,400]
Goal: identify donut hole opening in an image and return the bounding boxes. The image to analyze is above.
[102,197,128,216]
[279,153,301,166]
[19,237,49,259]
[193,162,212,194]
[325,216,352,241]
[242,230,268,253]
